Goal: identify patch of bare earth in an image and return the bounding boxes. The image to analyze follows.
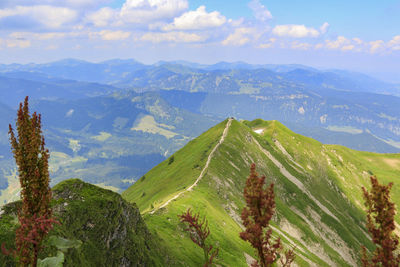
[383,158,400,168]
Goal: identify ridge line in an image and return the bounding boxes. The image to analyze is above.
[149,118,233,214]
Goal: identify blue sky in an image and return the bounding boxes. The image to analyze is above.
[0,0,399,81]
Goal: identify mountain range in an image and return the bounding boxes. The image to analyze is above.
[0,58,400,206]
[2,118,399,266]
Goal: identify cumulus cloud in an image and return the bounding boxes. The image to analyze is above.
[222,27,260,46]
[248,0,272,21]
[85,0,189,27]
[140,31,206,43]
[85,7,117,27]
[0,5,77,29]
[272,22,329,38]
[325,36,349,49]
[0,0,112,8]
[162,6,226,31]
[119,0,188,24]
[272,24,320,38]
[319,36,387,53]
[388,35,400,50]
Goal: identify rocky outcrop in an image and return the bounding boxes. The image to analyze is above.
[0,179,173,267]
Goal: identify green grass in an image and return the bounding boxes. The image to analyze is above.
[3,117,396,266]
[122,119,227,212]
[123,118,398,266]
[0,179,173,267]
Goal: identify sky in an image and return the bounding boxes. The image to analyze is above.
[0,0,399,81]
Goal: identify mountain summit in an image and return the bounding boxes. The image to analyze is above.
[123,118,400,266]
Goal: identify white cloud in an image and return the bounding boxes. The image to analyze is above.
[85,0,189,27]
[319,22,329,34]
[64,0,112,8]
[10,32,67,40]
[6,39,31,48]
[140,31,206,43]
[319,36,386,53]
[352,37,363,45]
[291,41,311,50]
[341,44,355,51]
[0,5,77,28]
[272,24,320,38]
[97,30,131,40]
[388,35,400,50]
[248,0,272,21]
[120,0,188,24]
[85,7,117,27]
[0,0,112,8]
[258,37,276,48]
[325,36,349,49]
[65,109,74,117]
[229,18,244,27]
[369,40,384,53]
[162,6,226,31]
[222,27,259,46]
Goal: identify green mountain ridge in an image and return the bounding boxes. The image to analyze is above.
[123,118,400,266]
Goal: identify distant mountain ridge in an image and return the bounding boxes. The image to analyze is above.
[1,58,398,94]
[1,58,400,206]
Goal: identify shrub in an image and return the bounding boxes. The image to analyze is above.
[361,176,400,267]
[240,163,295,267]
[179,208,219,266]
[2,97,58,267]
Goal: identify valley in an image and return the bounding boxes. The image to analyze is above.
[0,60,399,266]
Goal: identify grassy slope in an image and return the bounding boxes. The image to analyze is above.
[123,118,400,266]
[0,179,172,266]
[123,119,254,266]
[246,119,400,222]
[123,120,227,213]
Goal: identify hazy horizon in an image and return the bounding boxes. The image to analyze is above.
[1,57,399,84]
[0,0,399,82]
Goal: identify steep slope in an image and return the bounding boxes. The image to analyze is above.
[123,119,400,266]
[0,91,218,206]
[0,179,173,266]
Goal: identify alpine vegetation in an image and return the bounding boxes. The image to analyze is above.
[2,97,57,266]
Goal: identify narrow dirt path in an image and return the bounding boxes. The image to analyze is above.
[150,118,233,214]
